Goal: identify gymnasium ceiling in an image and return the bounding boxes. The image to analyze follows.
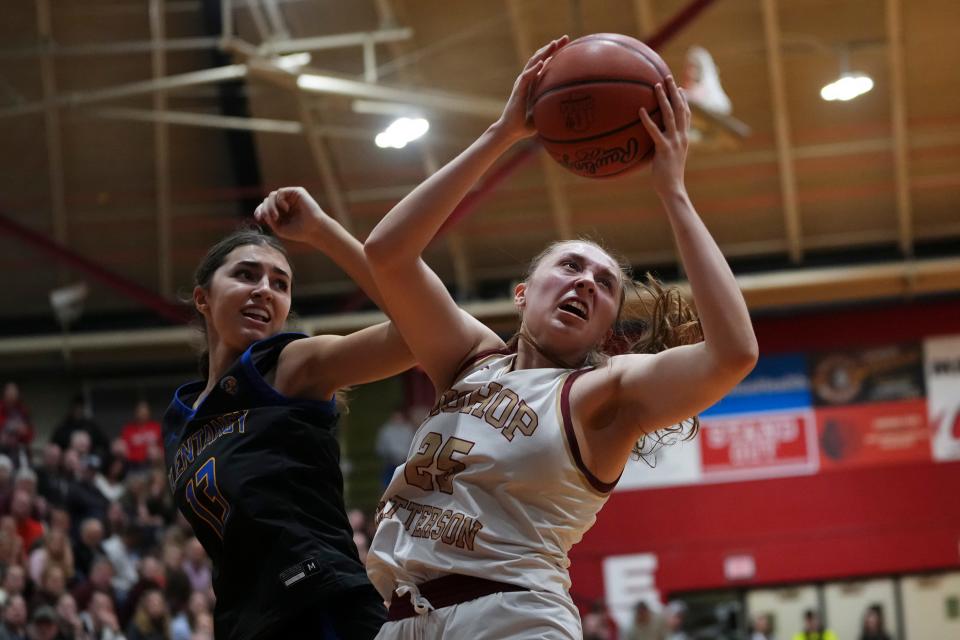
[1,0,959,367]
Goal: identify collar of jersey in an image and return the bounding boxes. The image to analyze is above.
[172,332,336,421]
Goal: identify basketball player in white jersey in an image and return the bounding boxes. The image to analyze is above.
[363,37,758,639]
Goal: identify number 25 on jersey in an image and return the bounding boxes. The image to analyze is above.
[404,432,475,494]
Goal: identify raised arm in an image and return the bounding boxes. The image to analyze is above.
[365,37,570,392]
[255,187,384,308]
[574,77,758,471]
[254,188,414,399]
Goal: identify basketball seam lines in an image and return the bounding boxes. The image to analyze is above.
[563,36,669,78]
[537,107,661,144]
[533,78,658,103]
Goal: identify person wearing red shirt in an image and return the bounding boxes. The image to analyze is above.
[0,382,34,456]
[119,401,161,467]
[11,488,43,552]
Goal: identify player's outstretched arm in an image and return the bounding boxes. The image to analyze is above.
[365,37,569,392]
[255,187,414,399]
[255,187,384,308]
[573,77,758,471]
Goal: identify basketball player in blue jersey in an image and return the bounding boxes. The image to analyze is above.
[163,187,411,640]
[362,38,759,638]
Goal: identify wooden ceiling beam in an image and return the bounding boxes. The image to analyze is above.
[149,0,174,297]
[4,257,959,359]
[632,0,657,36]
[0,64,248,119]
[34,0,67,252]
[375,0,475,297]
[885,0,914,257]
[298,97,354,234]
[760,0,804,263]
[505,0,574,240]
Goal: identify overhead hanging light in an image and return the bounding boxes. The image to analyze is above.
[275,52,311,71]
[820,48,873,102]
[821,73,874,101]
[374,117,429,149]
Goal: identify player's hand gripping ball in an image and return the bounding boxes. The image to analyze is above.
[531,33,672,179]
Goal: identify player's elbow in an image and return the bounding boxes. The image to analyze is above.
[363,232,396,273]
[722,337,759,379]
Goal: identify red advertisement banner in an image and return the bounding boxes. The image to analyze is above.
[700,411,818,481]
[816,398,930,470]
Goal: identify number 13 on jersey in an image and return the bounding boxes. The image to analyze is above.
[185,457,230,539]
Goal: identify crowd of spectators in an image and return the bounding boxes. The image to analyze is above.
[1,383,895,640]
[0,383,213,640]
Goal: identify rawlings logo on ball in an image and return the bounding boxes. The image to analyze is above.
[559,93,594,132]
[559,138,641,175]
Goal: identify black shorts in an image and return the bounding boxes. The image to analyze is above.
[271,584,387,640]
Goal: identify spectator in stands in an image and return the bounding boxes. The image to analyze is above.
[54,593,84,640]
[27,605,58,640]
[125,589,168,640]
[664,600,689,640]
[119,404,160,471]
[169,592,210,640]
[50,397,109,464]
[0,458,15,514]
[46,511,69,540]
[582,598,617,640]
[750,613,774,640]
[0,526,24,575]
[121,557,165,630]
[0,593,28,640]
[624,600,664,640]
[6,471,44,530]
[374,410,415,487]
[860,604,892,640]
[158,542,189,608]
[10,492,43,555]
[63,454,109,535]
[27,528,74,586]
[142,472,173,535]
[793,609,837,640]
[73,519,105,580]
[34,447,68,511]
[188,611,212,640]
[29,565,68,611]
[94,456,127,505]
[71,557,117,613]
[79,591,124,640]
[177,541,207,597]
[0,566,27,607]
[119,477,160,538]
[67,433,92,463]
[0,384,34,461]
[102,525,141,605]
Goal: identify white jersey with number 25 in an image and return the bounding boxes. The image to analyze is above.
[367,350,617,601]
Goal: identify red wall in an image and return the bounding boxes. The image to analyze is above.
[568,296,960,602]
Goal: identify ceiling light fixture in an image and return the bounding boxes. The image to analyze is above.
[275,52,311,71]
[820,48,873,102]
[374,117,429,149]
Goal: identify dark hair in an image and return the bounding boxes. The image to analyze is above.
[509,238,702,461]
[193,226,290,378]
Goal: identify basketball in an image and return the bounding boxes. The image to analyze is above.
[531,33,672,179]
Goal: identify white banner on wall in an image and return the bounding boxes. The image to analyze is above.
[616,435,702,491]
[602,552,661,632]
[924,335,960,461]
